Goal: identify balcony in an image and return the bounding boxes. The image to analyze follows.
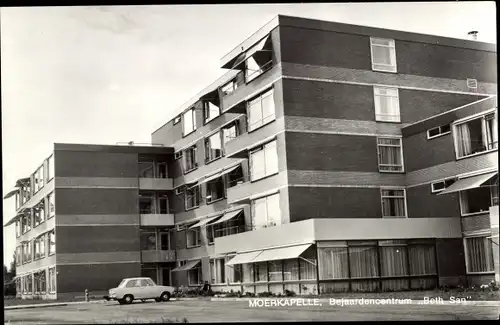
[138,161,173,190]
[214,218,463,255]
[140,214,174,227]
[141,250,176,263]
[139,178,173,191]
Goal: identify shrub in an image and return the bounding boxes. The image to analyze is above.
[244,292,256,297]
[284,290,296,297]
[257,291,275,298]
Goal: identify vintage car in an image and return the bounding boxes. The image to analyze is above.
[105,277,175,304]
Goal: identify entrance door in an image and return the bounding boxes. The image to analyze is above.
[161,268,171,286]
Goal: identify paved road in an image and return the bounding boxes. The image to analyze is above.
[4,300,500,323]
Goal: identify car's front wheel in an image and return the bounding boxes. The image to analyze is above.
[160,292,171,302]
[123,294,134,304]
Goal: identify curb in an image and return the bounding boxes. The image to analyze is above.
[5,300,107,310]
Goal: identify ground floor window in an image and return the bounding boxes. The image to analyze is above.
[34,270,46,294]
[48,267,56,293]
[317,239,437,292]
[209,258,225,284]
[15,278,21,294]
[188,266,202,286]
[465,236,495,273]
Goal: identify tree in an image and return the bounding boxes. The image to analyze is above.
[9,253,16,277]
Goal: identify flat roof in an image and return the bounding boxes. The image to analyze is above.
[220,14,496,68]
[54,143,174,155]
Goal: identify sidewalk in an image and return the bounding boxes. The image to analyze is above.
[5,297,500,310]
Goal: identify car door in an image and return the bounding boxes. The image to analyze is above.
[124,279,142,299]
[139,279,156,298]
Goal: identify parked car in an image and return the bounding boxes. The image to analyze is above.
[104,277,175,305]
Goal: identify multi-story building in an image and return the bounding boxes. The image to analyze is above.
[4,15,498,299]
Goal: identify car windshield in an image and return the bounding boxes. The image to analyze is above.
[117,279,129,288]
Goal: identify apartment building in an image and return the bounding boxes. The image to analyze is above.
[4,144,176,300]
[4,15,498,298]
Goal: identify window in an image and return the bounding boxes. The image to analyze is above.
[16,246,21,266]
[186,227,201,248]
[34,270,46,294]
[207,212,244,243]
[157,163,168,179]
[491,175,499,206]
[255,262,268,282]
[203,100,220,123]
[175,186,184,195]
[222,120,239,145]
[185,185,200,210]
[139,194,155,214]
[221,79,238,96]
[160,232,170,250]
[408,241,436,276]
[209,258,226,284]
[140,231,157,250]
[349,242,379,279]
[427,124,451,139]
[205,132,223,162]
[206,177,225,204]
[33,201,45,227]
[48,230,56,255]
[48,267,56,293]
[138,159,154,178]
[431,178,457,193]
[174,115,181,125]
[377,137,404,172]
[182,108,197,136]
[27,240,32,262]
[379,241,408,277]
[283,259,299,281]
[188,264,202,285]
[15,219,20,238]
[268,261,283,282]
[465,236,495,273]
[381,188,407,218]
[34,235,45,260]
[251,193,281,230]
[26,274,33,294]
[373,87,400,122]
[47,192,55,218]
[250,140,278,181]
[454,112,498,158]
[247,88,275,131]
[183,146,197,172]
[318,243,349,280]
[245,36,273,83]
[22,213,32,234]
[227,165,244,188]
[174,151,183,160]
[36,166,44,192]
[370,37,397,72]
[459,183,493,216]
[47,155,54,181]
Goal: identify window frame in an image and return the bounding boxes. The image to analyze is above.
[222,120,240,145]
[203,100,221,124]
[183,145,198,174]
[174,151,183,160]
[221,79,238,96]
[380,187,408,218]
[247,88,275,132]
[47,154,55,182]
[463,235,495,274]
[376,137,405,173]
[459,187,493,217]
[249,139,279,182]
[185,185,201,211]
[427,124,451,140]
[48,229,56,256]
[373,86,401,123]
[173,115,181,125]
[186,226,201,248]
[430,177,457,194]
[206,176,226,204]
[204,131,224,163]
[182,107,197,137]
[452,110,498,160]
[370,37,397,73]
[250,192,281,230]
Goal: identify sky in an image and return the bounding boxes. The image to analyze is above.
[1,2,497,266]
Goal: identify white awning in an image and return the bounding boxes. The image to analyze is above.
[189,215,222,229]
[231,35,270,69]
[171,260,200,272]
[439,172,497,195]
[3,189,19,200]
[208,209,243,226]
[226,251,263,266]
[251,244,313,264]
[3,211,26,228]
[15,177,30,187]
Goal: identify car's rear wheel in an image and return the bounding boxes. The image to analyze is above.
[118,299,126,305]
[123,294,134,304]
[160,292,171,302]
